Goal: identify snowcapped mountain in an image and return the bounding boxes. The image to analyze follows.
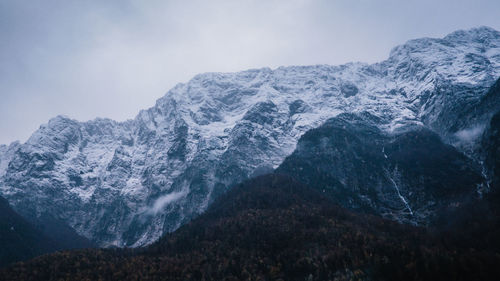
[1,26,500,247]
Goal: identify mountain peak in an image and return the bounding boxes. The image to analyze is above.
[46,115,74,126]
[388,26,500,59]
[444,26,500,42]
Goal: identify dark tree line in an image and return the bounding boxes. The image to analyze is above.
[2,174,500,280]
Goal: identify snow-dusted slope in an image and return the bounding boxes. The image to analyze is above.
[1,27,500,247]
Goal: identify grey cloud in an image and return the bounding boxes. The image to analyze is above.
[1,0,500,144]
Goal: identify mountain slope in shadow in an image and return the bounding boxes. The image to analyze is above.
[0,195,95,268]
[276,113,483,225]
[0,196,58,267]
[2,174,499,281]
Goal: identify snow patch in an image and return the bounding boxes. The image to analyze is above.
[386,168,414,216]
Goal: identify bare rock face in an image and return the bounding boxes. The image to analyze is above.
[1,27,500,247]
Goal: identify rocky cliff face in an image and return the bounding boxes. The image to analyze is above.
[1,27,500,247]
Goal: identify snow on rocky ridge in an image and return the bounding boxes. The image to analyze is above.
[1,26,500,247]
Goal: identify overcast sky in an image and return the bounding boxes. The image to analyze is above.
[1,0,500,144]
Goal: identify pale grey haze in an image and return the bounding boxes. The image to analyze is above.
[1,0,500,144]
